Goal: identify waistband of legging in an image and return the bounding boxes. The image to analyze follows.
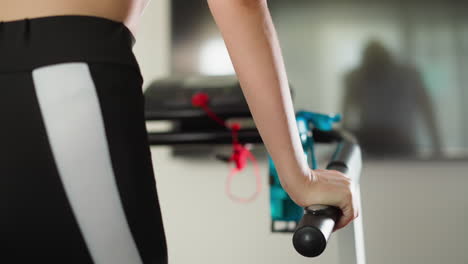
[0,15,139,73]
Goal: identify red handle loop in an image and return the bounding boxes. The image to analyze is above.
[192,92,262,203]
[226,146,262,203]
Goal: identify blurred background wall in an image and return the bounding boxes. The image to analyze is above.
[134,0,468,263]
[170,0,468,158]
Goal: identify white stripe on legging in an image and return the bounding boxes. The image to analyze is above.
[32,63,143,264]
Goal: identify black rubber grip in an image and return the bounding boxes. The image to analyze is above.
[292,163,348,257]
[293,206,342,257]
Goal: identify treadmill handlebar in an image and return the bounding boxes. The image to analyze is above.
[147,125,362,258]
[293,131,362,257]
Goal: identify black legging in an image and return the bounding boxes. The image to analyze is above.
[0,16,167,264]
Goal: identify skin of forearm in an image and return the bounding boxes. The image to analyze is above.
[207,0,312,197]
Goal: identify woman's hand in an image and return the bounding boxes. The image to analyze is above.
[288,169,359,231]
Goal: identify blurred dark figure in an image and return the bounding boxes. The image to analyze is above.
[342,40,442,157]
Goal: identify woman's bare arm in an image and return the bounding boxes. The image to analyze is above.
[208,0,358,229]
[208,0,309,195]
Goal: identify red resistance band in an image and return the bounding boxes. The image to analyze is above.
[192,93,262,203]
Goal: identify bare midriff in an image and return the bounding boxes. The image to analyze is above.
[0,0,149,35]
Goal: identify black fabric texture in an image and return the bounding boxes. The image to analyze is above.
[0,15,167,264]
[0,15,138,73]
[0,72,95,263]
[89,63,168,264]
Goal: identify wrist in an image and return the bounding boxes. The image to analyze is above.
[277,167,313,203]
